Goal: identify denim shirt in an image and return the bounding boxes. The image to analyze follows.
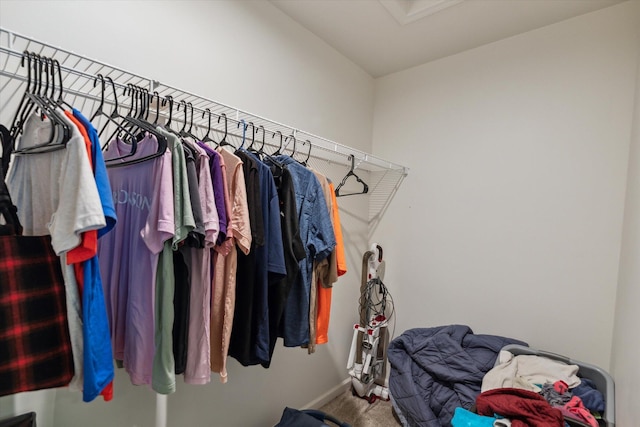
[275,156,336,347]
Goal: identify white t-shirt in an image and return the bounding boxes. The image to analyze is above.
[7,111,106,390]
[8,112,106,251]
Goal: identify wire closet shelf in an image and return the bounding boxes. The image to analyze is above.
[0,28,408,223]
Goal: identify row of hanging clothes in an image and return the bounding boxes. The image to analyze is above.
[0,52,369,402]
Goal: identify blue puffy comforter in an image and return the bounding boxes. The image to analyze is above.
[388,325,527,427]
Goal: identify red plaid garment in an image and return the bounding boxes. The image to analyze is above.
[0,234,74,397]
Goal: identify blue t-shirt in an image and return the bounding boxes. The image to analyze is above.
[275,156,336,347]
[72,109,116,402]
[81,256,115,401]
[73,109,116,236]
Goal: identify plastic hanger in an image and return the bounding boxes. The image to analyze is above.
[218,113,234,148]
[246,122,257,151]
[299,139,312,166]
[272,130,284,156]
[151,91,161,125]
[249,124,264,156]
[201,108,215,143]
[51,59,73,110]
[178,101,198,140]
[12,53,71,155]
[91,74,138,152]
[334,154,369,197]
[255,125,285,173]
[236,119,249,149]
[105,83,169,167]
[282,134,296,158]
[164,95,174,129]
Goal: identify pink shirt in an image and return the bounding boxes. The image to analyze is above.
[183,140,219,385]
[210,148,251,383]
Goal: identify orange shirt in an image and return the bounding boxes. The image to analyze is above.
[316,182,347,344]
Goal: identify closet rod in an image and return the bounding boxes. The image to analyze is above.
[0,27,408,176]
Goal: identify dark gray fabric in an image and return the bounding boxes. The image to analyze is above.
[388,325,527,427]
[0,412,36,427]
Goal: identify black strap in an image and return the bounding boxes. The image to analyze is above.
[0,125,22,235]
[0,124,12,180]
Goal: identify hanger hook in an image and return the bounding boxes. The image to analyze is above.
[164,95,174,127]
[221,113,228,141]
[93,74,106,113]
[303,139,312,165]
[104,76,119,117]
[238,119,247,148]
[202,107,212,140]
[21,51,32,92]
[152,91,160,124]
[52,59,65,104]
[178,100,188,132]
[187,102,194,134]
[249,122,255,149]
[272,130,283,155]
[258,125,265,152]
[285,134,296,157]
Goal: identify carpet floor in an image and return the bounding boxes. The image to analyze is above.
[318,388,401,427]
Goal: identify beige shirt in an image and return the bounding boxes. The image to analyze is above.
[210,148,251,383]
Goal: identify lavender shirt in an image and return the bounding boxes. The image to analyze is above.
[98,134,174,385]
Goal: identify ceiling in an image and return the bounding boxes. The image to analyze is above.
[270,0,627,78]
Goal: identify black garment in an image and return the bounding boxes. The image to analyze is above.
[182,143,205,248]
[0,412,37,427]
[263,166,305,368]
[229,150,264,365]
[172,250,190,375]
[0,124,12,180]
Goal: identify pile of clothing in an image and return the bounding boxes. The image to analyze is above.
[453,350,605,427]
[388,326,607,427]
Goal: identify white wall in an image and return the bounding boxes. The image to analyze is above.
[371,0,640,371]
[610,26,640,427]
[0,1,373,426]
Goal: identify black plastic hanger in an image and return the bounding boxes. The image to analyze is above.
[272,130,284,156]
[250,125,265,155]
[91,74,138,154]
[178,101,198,140]
[164,95,174,129]
[9,51,34,137]
[284,134,296,158]
[151,91,161,125]
[300,139,312,166]
[51,59,73,110]
[103,82,169,167]
[218,113,233,148]
[334,154,369,197]
[201,108,215,143]
[12,52,71,155]
[256,126,285,173]
[247,122,257,151]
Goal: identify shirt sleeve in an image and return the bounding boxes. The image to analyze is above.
[267,173,287,279]
[141,149,174,254]
[231,162,252,255]
[308,179,336,263]
[50,126,106,255]
[198,151,220,247]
